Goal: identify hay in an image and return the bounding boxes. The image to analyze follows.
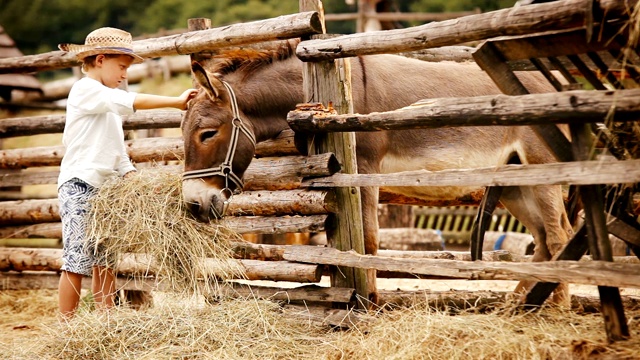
[87,167,246,294]
[32,294,333,360]
[5,290,640,360]
[330,303,640,360]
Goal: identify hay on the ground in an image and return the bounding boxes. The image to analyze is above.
[87,167,245,294]
[4,290,640,360]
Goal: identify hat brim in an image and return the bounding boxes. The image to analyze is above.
[59,43,144,64]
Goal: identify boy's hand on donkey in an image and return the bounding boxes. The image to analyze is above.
[179,89,198,110]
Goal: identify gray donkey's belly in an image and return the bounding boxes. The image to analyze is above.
[377,127,523,200]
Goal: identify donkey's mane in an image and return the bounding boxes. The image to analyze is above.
[210,39,299,76]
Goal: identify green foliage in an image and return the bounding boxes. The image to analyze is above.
[409,0,515,12]
[0,0,517,55]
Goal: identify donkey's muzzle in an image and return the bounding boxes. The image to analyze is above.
[182,179,227,222]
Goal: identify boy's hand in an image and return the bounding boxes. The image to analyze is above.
[179,89,198,110]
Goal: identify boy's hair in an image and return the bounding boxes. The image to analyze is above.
[81,54,124,73]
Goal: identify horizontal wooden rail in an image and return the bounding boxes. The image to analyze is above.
[0,188,334,226]
[302,159,640,188]
[0,247,323,283]
[323,10,480,22]
[1,153,334,191]
[0,12,322,74]
[0,110,183,138]
[296,0,635,61]
[15,56,191,103]
[0,132,302,170]
[283,246,640,289]
[287,89,640,132]
[0,214,327,238]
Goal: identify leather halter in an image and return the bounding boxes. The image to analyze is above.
[182,80,256,206]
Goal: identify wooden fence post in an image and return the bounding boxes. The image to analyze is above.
[299,0,370,309]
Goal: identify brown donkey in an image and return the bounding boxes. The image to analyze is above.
[181,41,573,306]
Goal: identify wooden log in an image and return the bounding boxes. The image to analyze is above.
[1,112,300,160]
[0,199,59,225]
[0,214,326,238]
[0,194,331,225]
[0,137,304,171]
[283,304,372,328]
[1,151,332,186]
[310,228,444,251]
[300,0,370,306]
[227,189,337,216]
[302,159,640,188]
[0,271,158,292]
[0,238,61,248]
[0,12,322,74]
[231,241,513,262]
[378,228,442,251]
[287,89,640,133]
[211,283,355,303]
[400,46,475,63]
[283,246,640,289]
[295,0,636,61]
[324,10,480,22]
[14,56,192,103]
[0,222,62,240]
[0,248,322,283]
[0,111,182,138]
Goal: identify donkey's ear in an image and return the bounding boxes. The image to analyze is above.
[191,61,225,100]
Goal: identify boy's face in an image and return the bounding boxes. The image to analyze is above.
[93,54,135,88]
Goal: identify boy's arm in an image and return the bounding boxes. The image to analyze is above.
[133,89,198,110]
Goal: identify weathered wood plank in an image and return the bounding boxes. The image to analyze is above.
[0,214,326,239]
[287,89,640,132]
[0,247,322,283]
[0,12,322,74]
[283,304,372,328]
[0,215,328,238]
[296,0,635,61]
[0,192,331,225]
[0,111,182,138]
[212,283,355,303]
[0,271,158,291]
[302,159,640,188]
[300,0,370,307]
[0,152,330,190]
[283,246,640,288]
[13,56,192,103]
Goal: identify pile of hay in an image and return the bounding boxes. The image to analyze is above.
[6,291,640,360]
[27,294,334,360]
[86,167,245,294]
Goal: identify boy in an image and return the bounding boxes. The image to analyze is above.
[57,27,197,318]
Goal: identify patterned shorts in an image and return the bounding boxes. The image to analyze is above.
[59,178,111,276]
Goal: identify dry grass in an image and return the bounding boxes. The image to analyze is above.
[2,289,640,360]
[87,167,246,295]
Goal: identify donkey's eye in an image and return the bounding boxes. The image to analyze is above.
[200,130,218,143]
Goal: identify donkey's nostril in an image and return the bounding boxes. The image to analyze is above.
[187,201,201,214]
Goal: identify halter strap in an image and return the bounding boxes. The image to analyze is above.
[183,80,256,194]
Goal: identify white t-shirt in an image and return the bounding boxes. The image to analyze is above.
[57,77,138,189]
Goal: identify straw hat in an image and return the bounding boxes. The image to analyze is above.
[58,27,144,63]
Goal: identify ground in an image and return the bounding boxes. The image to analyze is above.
[2,278,640,359]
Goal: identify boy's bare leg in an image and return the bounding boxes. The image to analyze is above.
[92,266,116,311]
[59,271,83,319]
